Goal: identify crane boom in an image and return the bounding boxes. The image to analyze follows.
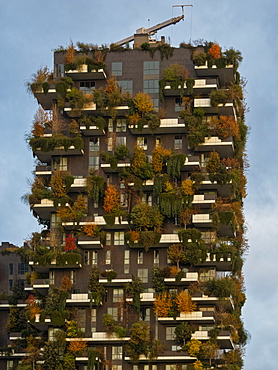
[114,15,184,46]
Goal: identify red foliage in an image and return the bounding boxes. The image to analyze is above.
[64,234,77,251]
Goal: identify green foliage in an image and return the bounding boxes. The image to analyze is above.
[29,134,84,152]
[167,153,187,178]
[209,89,228,108]
[100,270,117,281]
[124,277,144,312]
[43,342,62,370]
[87,172,105,203]
[88,266,105,305]
[115,144,129,160]
[180,108,208,149]
[175,322,193,346]
[7,307,27,332]
[66,87,92,110]
[152,267,168,293]
[205,277,236,298]
[126,322,151,363]
[131,203,163,232]
[102,314,126,338]
[193,52,207,66]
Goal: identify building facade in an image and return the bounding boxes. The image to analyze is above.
[2,35,247,369]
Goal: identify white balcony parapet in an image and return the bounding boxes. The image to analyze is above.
[193,194,216,205]
[140,292,155,301]
[66,293,90,303]
[193,79,218,88]
[192,214,213,223]
[101,163,130,169]
[71,178,87,188]
[160,118,182,127]
[91,332,130,341]
[192,330,210,340]
[164,272,198,283]
[159,234,180,243]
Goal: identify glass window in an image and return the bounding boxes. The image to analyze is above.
[89,138,100,151]
[113,288,124,302]
[112,346,123,360]
[175,97,182,112]
[76,308,86,332]
[112,366,122,370]
[108,119,113,132]
[89,156,99,170]
[137,250,143,264]
[166,326,176,340]
[91,309,97,333]
[174,135,182,150]
[116,136,126,146]
[140,307,150,322]
[9,263,13,275]
[84,251,90,265]
[18,263,28,275]
[106,232,112,245]
[92,251,98,265]
[70,270,76,284]
[52,157,67,171]
[143,61,159,75]
[108,307,118,321]
[112,62,122,76]
[143,79,159,94]
[105,250,111,265]
[137,137,147,150]
[114,232,125,245]
[154,250,159,265]
[80,81,95,93]
[124,250,130,273]
[49,271,54,285]
[118,80,133,94]
[138,269,148,283]
[116,119,127,132]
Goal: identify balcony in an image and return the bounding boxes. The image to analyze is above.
[33,85,59,110]
[79,125,106,136]
[193,78,219,94]
[192,293,234,311]
[77,235,103,249]
[194,98,236,116]
[31,199,55,220]
[32,279,50,294]
[140,292,155,303]
[192,330,234,349]
[196,252,232,271]
[159,234,180,244]
[198,178,232,198]
[128,179,154,190]
[129,118,185,135]
[32,140,84,163]
[158,310,215,324]
[66,293,91,305]
[182,155,200,170]
[101,161,130,173]
[125,352,195,363]
[194,64,235,86]
[197,136,234,157]
[65,67,107,80]
[66,332,130,343]
[164,272,199,284]
[29,252,82,272]
[62,216,129,230]
[192,214,213,228]
[192,193,216,208]
[99,273,133,284]
[35,164,52,177]
[70,177,87,192]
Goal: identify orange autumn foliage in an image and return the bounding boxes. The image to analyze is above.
[103,184,120,214]
[153,293,172,317]
[208,43,221,59]
[217,116,239,139]
[152,144,171,173]
[60,276,73,292]
[68,340,87,354]
[176,291,196,313]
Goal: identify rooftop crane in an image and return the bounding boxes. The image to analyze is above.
[114,5,192,46]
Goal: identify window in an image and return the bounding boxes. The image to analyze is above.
[105,250,111,265]
[51,213,59,228]
[107,137,113,151]
[80,81,95,93]
[108,119,113,132]
[106,232,112,245]
[118,80,133,94]
[92,251,98,265]
[137,250,143,264]
[54,63,64,78]
[166,365,188,370]
[151,98,159,111]
[18,263,28,275]
[143,79,159,94]
[144,366,150,370]
[108,307,118,321]
[112,346,123,360]
[113,289,124,303]
[137,137,147,150]
[154,250,159,265]
[70,270,76,284]
[9,263,13,275]
[166,326,176,340]
[89,156,99,170]
[116,119,127,132]
[175,97,182,112]
[138,269,148,283]
[49,271,54,285]
[114,232,124,245]
[112,62,122,76]
[124,250,130,273]
[116,136,126,146]
[7,360,14,370]
[91,309,96,332]
[140,307,150,322]
[199,269,216,282]
[112,366,122,370]
[84,251,90,265]
[52,157,67,171]
[76,308,86,332]
[174,135,183,150]
[89,138,100,151]
[120,193,128,208]
[155,137,161,147]
[143,61,159,75]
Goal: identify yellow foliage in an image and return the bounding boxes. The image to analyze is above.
[176,291,196,313]
[186,338,202,357]
[170,266,179,276]
[181,179,194,196]
[103,184,120,214]
[152,144,171,173]
[64,42,75,64]
[50,171,67,198]
[133,92,154,114]
[68,340,87,354]
[193,360,204,370]
[153,293,172,317]
[82,223,98,237]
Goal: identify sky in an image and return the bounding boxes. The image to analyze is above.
[0,0,277,368]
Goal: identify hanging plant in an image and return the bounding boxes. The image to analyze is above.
[87,172,105,203]
[167,153,187,178]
